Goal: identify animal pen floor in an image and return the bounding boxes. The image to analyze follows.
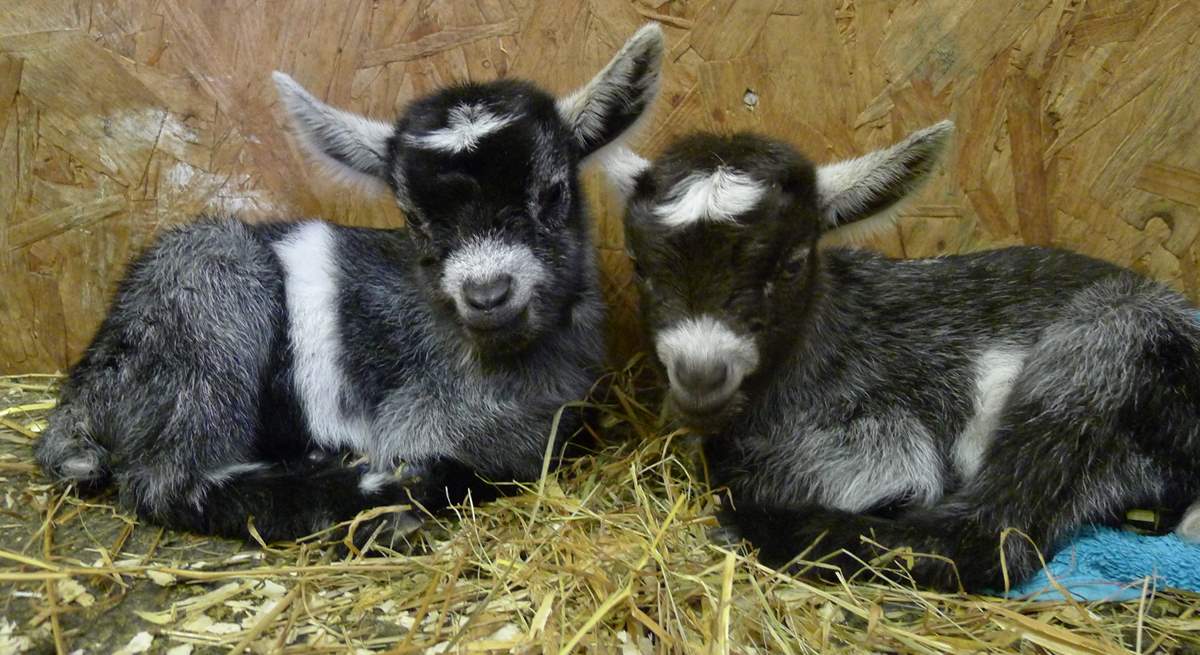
[2,368,1199,655]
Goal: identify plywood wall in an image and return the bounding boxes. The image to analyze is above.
[2,0,1199,373]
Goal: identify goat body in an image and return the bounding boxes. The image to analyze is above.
[606,125,1200,591]
[36,25,667,543]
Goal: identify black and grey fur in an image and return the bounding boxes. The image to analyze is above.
[36,24,666,543]
[603,124,1200,591]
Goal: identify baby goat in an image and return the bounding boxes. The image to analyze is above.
[604,125,1200,591]
[36,25,665,543]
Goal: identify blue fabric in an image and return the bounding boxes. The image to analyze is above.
[1002,527,1200,601]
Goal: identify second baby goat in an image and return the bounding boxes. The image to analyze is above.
[604,124,1200,591]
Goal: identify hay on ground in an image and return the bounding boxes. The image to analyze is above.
[1,368,1198,654]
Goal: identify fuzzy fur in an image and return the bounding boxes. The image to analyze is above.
[612,126,1200,592]
[36,24,666,543]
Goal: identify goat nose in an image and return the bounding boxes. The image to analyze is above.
[463,274,514,311]
[674,360,729,395]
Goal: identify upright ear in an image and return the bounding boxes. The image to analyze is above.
[815,121,954,229]
[273,71,396,192]
[557,23,665,158]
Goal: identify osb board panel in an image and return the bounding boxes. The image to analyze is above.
[2,0,1199,372]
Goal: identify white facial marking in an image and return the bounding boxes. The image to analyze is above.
[655,316,759,405]
[440,237,547,315]
[653,167,766,228]
[955,347,1027,480]
[406,103,517,153]
[273,222,371,452]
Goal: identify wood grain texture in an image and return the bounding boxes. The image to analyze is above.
[2,0,1199,372]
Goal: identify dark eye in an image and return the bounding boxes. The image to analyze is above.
[541,180,568,208]
[417,244,446,268]
[405,210,433,239]
[747,318,767,333]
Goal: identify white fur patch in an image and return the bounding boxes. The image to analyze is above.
[358,472,392,495]
[206,462,268,485]
[954,347,1027,480]
[190,462,270,509]
[655,316,760,406]
[653,167,766,228]
[273,222,371,452]
[60,454,101,479]
[809,416,944,513]
[597,145,649,201]
[405,103,517,153]
[1177,500,1200,543]
[440,237,547,315]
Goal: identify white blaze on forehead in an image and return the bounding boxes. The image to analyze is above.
[405,102,518,153]
[273,222,371,452]
[440,237,547,311]
[653,166,766,228]
[655,315,760,397]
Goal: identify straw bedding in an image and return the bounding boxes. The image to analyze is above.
[1,364,1198,654]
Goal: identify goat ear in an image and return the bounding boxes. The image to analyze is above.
[815,121,953,230]
[557,23,665,158]
[273,71,395,193]
[596,146,651,203]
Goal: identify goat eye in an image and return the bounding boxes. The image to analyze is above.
[542,180,568,207]
[417,246,446,268]
[747,318,767,333]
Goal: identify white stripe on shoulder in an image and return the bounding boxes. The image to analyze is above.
[955,347,1027,480]
[653,167,766,228]
[405,102,517,153]
[272,222,370,452]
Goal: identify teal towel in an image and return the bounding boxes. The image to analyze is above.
[1004,527,1200,601]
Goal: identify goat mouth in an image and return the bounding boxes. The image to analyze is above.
[667,392,737,432]
[460,305,529,332]
[462,307,534,350]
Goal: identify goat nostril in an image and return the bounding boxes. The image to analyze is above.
[674,360,729,394]
[463,274,514,311]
